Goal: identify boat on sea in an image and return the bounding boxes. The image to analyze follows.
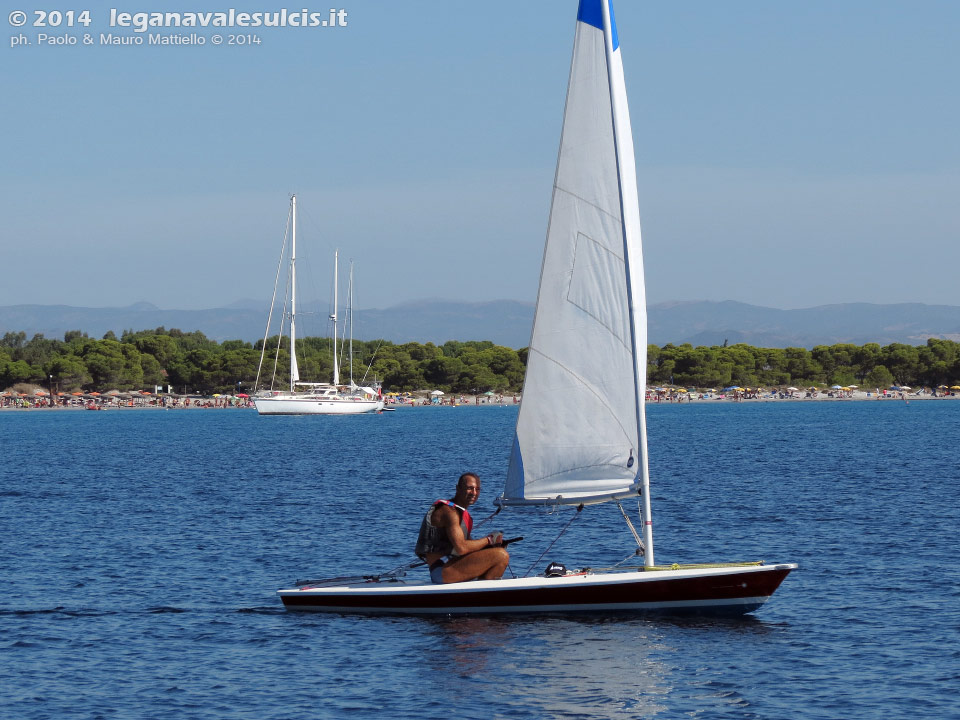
[253,195,384,416]
[278,0,795,614]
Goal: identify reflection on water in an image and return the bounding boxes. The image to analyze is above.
[421,615,670,717]
[418,613,785,719]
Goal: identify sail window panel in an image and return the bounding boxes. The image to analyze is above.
[567,231,631,348]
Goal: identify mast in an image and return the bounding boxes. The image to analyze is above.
[349,260,354,388]
[331,250,340,386]
[600,0,653,566]
[289,195,300,391]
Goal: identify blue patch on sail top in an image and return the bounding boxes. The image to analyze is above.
[608,0,619,50]
[576,0,619,51]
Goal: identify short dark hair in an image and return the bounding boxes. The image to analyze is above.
[457,472,480,489]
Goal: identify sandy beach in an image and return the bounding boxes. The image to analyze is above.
[4,387,959,410]
[647,388,960,403]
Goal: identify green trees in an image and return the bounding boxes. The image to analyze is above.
[917,339,958,387]
[2,327,960,394]
[645,339,960,390]
[362,340,523,393]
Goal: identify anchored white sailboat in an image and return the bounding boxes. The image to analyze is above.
[253,195,384,416]
[278,0,794,613]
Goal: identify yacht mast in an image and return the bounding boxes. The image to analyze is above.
[289,195,300,391]
[331,250,339,386]
[349,260,354,387]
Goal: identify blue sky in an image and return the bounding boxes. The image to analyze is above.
[2,0,957,312]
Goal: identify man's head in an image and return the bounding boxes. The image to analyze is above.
[455,472,481,506]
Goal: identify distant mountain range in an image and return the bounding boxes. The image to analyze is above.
[2,299,959,349]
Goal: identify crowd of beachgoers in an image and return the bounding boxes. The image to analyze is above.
[3,386,959,410]
[648,385,960,402]
[0,390,253,410]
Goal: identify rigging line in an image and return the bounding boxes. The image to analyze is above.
[616,500,645,553]
[610,551,642,568]
[522,503,583,578]
[295,557,426,587]
[254,207,291,393]
[359,339,384,385]
[471,506,501,531]
[271,286,290,391]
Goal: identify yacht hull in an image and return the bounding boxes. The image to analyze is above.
[278,563,796,615]
[253,396,383,415]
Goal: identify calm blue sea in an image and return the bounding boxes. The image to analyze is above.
[1,401,958,719]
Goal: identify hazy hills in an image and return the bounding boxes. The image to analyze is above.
[2,299,959,349]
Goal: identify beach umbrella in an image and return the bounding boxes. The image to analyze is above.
[787,386,798,391]
[237,393,249,398]
[831,385,843,389]
[430,390,444,396]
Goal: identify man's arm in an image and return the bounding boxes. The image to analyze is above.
[435,505,497,557]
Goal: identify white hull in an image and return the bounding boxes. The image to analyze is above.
[254,395,383,415]
[279,563,797,616]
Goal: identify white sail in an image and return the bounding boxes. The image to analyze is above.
[502,0,648,507]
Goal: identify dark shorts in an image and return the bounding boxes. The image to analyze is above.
[429,560,444,585]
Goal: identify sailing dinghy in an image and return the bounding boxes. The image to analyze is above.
[278,0,795,615]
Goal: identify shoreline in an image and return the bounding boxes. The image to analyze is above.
[649,389,960,404]
[3,389,959,411]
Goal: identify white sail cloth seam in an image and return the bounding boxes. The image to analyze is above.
[568,231,631,349]
[525,346,635,452]
[552,185,623,240]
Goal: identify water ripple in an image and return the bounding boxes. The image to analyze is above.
[1,404,958,719]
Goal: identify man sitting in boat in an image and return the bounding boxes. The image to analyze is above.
[415,473,510,584]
